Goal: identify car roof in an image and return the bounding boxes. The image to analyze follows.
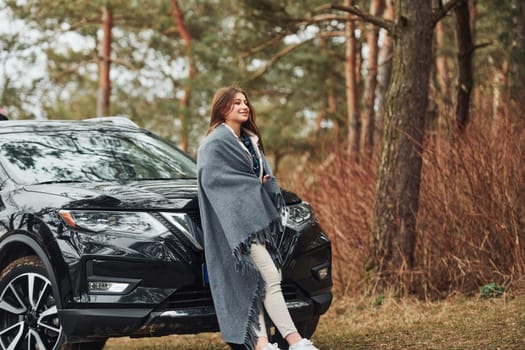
[0,117,141,134]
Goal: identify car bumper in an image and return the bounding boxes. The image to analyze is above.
[58,291,332,341]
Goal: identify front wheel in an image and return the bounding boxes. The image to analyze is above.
[0,256,107,350]
[0,256,65,350]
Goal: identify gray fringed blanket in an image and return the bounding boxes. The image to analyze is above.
[197,124,285,349]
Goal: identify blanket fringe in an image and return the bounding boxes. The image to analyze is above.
[242,276,266,350]
[232,217,284,275]
[233,190,287,348]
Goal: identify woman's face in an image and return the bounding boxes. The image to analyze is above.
[224,92,250,125]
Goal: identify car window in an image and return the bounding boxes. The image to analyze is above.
[0,130,197,185]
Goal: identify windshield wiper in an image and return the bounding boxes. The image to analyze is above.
[134,176,197,181]
[33,180,88,185]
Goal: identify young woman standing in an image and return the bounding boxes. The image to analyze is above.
[197,86,320,350]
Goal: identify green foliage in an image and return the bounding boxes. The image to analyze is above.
[3,0,525,160]
[1,0,350,154]
[372,294,385,307]
[480,283,505,299]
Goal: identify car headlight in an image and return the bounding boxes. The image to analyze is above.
[159,212,203,251]
[59,210,169,236]
[286,202,315,228]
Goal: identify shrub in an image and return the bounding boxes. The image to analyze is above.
[479,283,505,298]
[283,108,525,298]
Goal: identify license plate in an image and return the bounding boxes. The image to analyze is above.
[202,263,209,286]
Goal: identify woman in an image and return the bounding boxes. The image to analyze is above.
[197,86,320,350]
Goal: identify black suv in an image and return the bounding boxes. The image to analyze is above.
[0,118,332,350]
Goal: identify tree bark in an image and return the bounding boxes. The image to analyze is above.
[511,0,525,103]
[344,0,360,159]
[434,18,451,133]
[96,6,112,117]
[435,20,450,102]
[361,0,385,158]
[171,0,196,152]
[492,62,508,122]
[370,0,434,289]
[468,0,476,42]
[375,0,394,141]
[454,0,473,131]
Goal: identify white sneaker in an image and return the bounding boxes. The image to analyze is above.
[289,338,319,350]
[262,343,283,350]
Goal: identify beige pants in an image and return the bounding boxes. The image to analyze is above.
[250,243,298,339]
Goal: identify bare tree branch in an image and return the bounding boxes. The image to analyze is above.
[241,14,346,58]
[308,13,347,23]
[66,17,100,31]
[331,3,393,32]
[51,59,98,81]
[318,31,346,38]
[111,58,139,71]
[471,41,492,53]
[241,34,287,58]
[433,0,466,26]
[248,38,315,81]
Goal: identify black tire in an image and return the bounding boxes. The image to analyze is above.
[0,256,65,350]
[269,316,320,349]
[0,255,107,350]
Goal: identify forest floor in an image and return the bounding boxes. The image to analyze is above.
[105,293,525,350]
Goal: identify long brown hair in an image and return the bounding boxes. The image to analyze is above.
[207,86,265,151]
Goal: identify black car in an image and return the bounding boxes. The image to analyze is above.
[0,117,332,350]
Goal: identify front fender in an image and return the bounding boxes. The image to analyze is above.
[0,213,72,308]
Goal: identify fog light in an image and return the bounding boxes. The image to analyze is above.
[88,281,130,293]
[312,263,330,281]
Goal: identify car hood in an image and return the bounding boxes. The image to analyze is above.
[22,179,199,211]
[19,179,302,212]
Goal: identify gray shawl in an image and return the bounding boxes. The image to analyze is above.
[197,124,285,349]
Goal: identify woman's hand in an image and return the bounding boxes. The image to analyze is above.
[262,174,271,185]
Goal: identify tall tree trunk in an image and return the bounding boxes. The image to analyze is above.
[375,0,394,141]
[492,62,508,123]
[97,6,112,117]
[361,0,385,158]
[455,0,474,132]
[434,19,451,134]
[344,0,360,159]
[435,20,450,103]
[370,0,434,290]
[511,0,525,105]
[468,0,476,42]
[171,0,196,152]
[327,74,337,124]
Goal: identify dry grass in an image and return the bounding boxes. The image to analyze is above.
[104,293,525,349]
[282,150,376,295]
[315,292,525,349]
[282,109,525,298]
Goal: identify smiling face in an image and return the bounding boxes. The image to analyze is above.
[207,87,261,144]
[224,92,250,128]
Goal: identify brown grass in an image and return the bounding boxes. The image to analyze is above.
[282,150,376,295]
[105,293,525,349]
[283,109,525,298]
[416,116,525,298]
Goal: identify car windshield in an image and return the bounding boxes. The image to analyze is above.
[0,130,197,185]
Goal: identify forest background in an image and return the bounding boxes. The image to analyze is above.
[1,0,524,301]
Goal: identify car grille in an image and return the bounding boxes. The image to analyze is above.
[165,282,298,309]
[166,288,213,308]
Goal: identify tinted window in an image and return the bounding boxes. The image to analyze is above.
[0,130,197,184]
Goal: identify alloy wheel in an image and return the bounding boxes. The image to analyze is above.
[0,258,63,350]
